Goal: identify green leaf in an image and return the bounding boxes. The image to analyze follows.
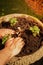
[29,25,40,37]
[33,26,40,31]
[30,27,34,32]
[10,18,18,26]
[2,34,9,44]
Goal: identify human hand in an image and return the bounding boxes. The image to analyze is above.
[0,37,24,65]
[5,37,25,58]
[0,28,25,65]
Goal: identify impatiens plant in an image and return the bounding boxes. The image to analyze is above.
[29,25,40,37]
[10,18,18,26]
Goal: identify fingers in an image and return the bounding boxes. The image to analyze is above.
[10,37,24,50]
[15,37,24,49]
[5,37,25,57]
[10,37,25,56]
[5,37,22,47]
[5,37,14,47]
[0,29,15,38]
[13,37,24,45]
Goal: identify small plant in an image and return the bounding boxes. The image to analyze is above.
[2,34,10,44]
[10,18,18,26]
[29,25,40,37]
